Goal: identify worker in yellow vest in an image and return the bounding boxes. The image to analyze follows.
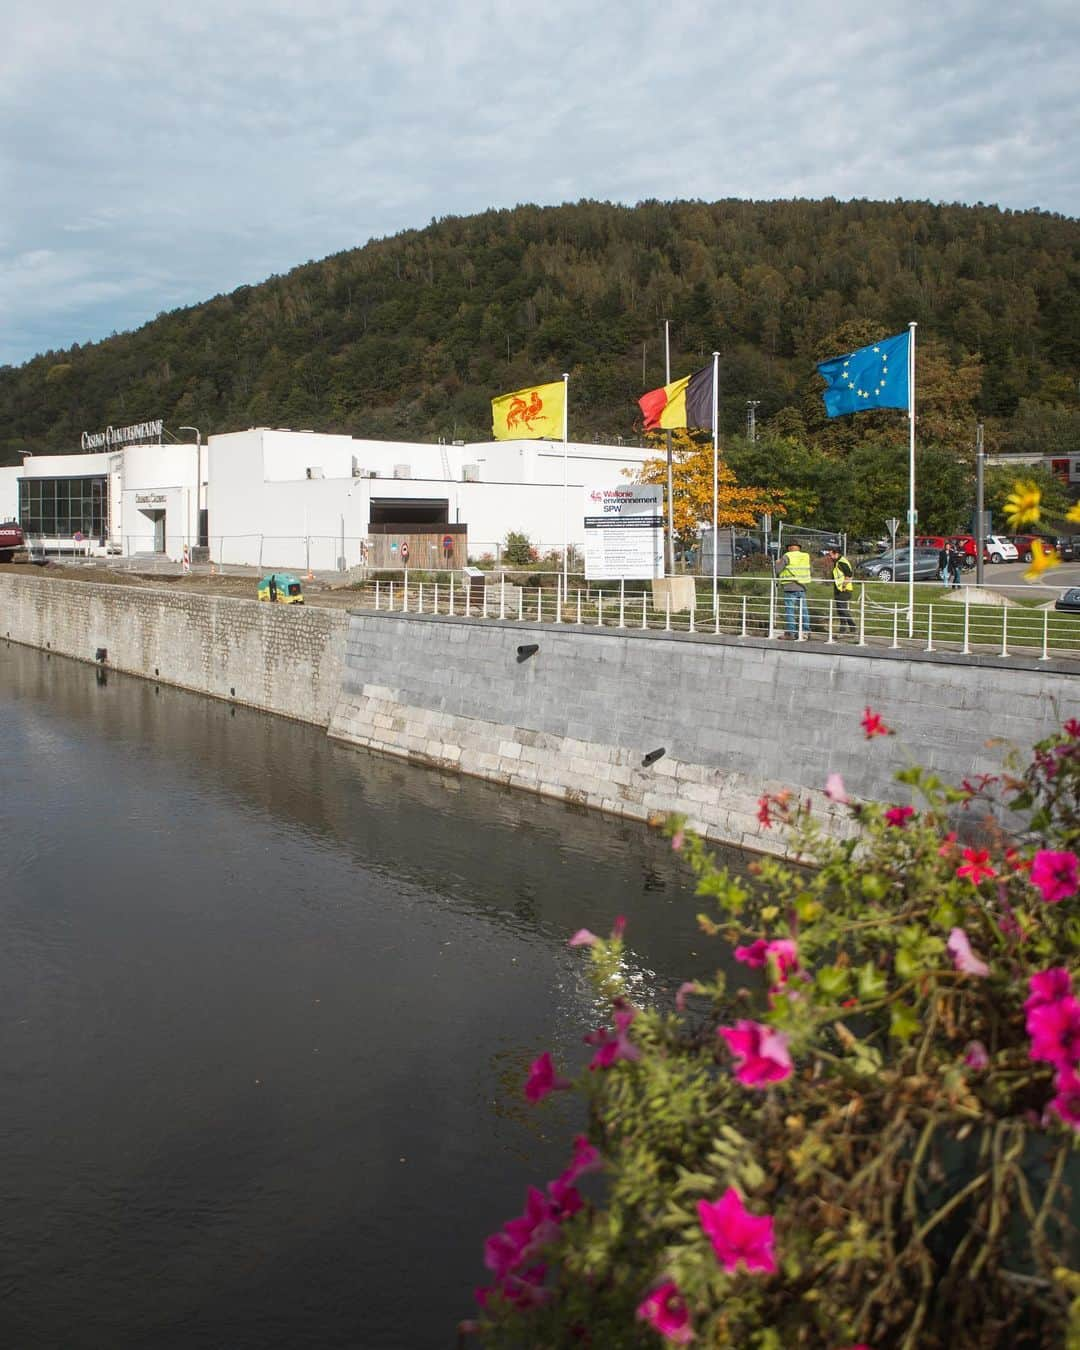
[826,545,857,636]
[778,539,812,639]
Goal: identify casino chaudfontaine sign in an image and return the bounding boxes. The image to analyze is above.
[81,417,163,451]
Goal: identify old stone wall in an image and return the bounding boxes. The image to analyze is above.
[0,574,347,726]
[329,612,1080,854]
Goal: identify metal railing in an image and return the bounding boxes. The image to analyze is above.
[357,572,1080,663]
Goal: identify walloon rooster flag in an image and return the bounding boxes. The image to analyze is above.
[491,380,566,440]
[638,363,716,431]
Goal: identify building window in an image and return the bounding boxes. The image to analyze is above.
[18,476,108,539]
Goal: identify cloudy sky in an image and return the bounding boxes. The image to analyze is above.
[2,0,1077,368]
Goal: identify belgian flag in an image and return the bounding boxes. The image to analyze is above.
[638,362,716,431]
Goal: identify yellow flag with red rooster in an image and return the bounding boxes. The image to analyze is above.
[491,380,566,440]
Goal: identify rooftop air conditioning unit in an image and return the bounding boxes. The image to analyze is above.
[351,456,362,476]
[452,439,466,446]
[393,464,411,479]
[368,470,379,478]
[306,466,324,479]
[462,464,480,482]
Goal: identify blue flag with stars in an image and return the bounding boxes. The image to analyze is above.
[816,331,910,418]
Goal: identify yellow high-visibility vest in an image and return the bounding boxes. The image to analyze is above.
[832,556,853,592]
[779,548,811,585]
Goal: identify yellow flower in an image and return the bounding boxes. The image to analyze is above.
[1024,539,1060,581]
[1066,502,1080,524]
[1003,480,1041,529]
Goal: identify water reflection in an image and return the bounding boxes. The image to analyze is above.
[0,643,749,1349]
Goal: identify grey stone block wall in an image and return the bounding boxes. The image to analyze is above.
[328,612,1080,854]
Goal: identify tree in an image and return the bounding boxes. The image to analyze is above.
[634,430,784,545]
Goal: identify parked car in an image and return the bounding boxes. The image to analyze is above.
[984,534,1018,563]
[855,547,943,583]
[1020,534,1077,562]
[1054,587,1080,612]
[0,520,26,562]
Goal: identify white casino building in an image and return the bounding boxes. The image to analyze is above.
[0,426,652,569]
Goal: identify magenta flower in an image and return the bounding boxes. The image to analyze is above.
[568,928,600,947]
[501,1265,550,1308]
[718,1020,792,1087]
[734,938,768,968]
[586,1005,642,1070]
[671,830,686,852]
[636,1280,694,1344]
[1027,995,1080,1069]
[765,939,799,986]
[884,805,916,828]
[964,1040,990,1071]
[1026,967,1074,1013]
[503,1186,560,1261]
[559,1134,603,1185]
[825,772,850,804]
[524,1051,571,1103]
[483,1228,525,1281]
[1048,1066,1080,1131]
[546,1176,583,1220]
[611,914,627,939]
[1030,849,1080,904]
[698,1187,777,1274]
[675,981,699,1012]
[947,928,990,978]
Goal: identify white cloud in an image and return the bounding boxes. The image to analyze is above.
[1,0,1078,365]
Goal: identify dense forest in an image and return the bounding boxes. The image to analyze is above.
[2,198,1078,531]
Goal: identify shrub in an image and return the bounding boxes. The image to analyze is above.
[466,716,1080,1349]
[503,531,539,565]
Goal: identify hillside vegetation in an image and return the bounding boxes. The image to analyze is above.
[2,198,1078,489]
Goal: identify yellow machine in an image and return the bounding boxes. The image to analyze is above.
[257,573,304,604]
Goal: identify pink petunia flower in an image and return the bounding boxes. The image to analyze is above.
[636,1280,694,1345]
[524,1051,571,1104]
[765,939,799,987]
[1026,967,1074,1013]
[611,915,627,939]
[1048,1066,1080,1131]
[947,928,990,978]
[734,939,769,968]
[937,831,959,856]
[956,848,997,886]
[671,830,685,852]
[546,1176,583,1221]
[861,707,892,738]
[825,773,850,804]
[698,1187,777,1275]
[718,1020,792,1087]
[675,981,699,1012]
[502,1187,560,1262]
[1027,996,1080,1070]
[558,1134,603,1186]
[884,805,916,828]
[757,795,773,828]
[568,928,599,947]
[964,1040,990,1071]
[1030,849,1080,904]
[586,1005,642,1070]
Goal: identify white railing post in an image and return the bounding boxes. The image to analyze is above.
[962,591,970,654]
[576,590,582,625]
[826,599,835,644]
[537,587,543,623]
[857,586,866,647]
[714,594,720,635]
[926,602,934,652]
[619,579,625,629]
[482,586,489,619]
[642,594,648,629]
[1000,606,1009,658]
[768,584,776,640]
[891,604,900,649]
[518,589,524,621]
[556,585,562,625]
[376,579,382,610]
[665,592,671,632]
[741,594,747,638]
[1041,608,1050,661]
[500,579,506,621]
[418,582,424,613]
[389,581,394,610]
[434,582,439,614]
[402,576,409,613]
[449,574,455,615]
[598,593,604,627]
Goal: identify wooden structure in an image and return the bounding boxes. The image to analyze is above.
[367,522,467,570]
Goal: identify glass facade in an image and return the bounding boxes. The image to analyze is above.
[19,477,108,540]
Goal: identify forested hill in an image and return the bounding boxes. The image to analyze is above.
[2,197,1079,466]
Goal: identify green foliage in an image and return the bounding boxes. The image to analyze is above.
[472,725,1080,1349]
[502,531,537,565]
[3,199,1080,478]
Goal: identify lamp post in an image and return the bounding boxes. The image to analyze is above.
[179,426,202,552]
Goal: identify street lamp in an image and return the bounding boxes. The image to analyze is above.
[179,427,202,548]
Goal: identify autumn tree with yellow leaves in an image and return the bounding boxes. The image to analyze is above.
[634,430,785,546]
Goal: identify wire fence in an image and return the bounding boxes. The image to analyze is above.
[358,572,1080,663]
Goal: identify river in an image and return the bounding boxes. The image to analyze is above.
[0,642,747,1349]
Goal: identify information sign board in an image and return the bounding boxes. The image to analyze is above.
[583,485,664,581]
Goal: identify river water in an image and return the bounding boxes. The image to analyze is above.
[0,643,748,1349]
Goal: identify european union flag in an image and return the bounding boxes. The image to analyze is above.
[816,331,910,418]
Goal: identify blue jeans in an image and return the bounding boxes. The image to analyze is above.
[784,588,810,637]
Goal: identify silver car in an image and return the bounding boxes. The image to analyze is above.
[855,547,943,583]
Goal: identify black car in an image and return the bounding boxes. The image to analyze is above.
[1054,588,1080,612]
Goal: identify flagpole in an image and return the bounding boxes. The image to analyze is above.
[562,371,569,601]
[712,350,720,611]
[907,322,917,637]
[664,320,674,576]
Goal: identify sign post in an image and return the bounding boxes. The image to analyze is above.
[583,485,664,583]
[886,516,900,560]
